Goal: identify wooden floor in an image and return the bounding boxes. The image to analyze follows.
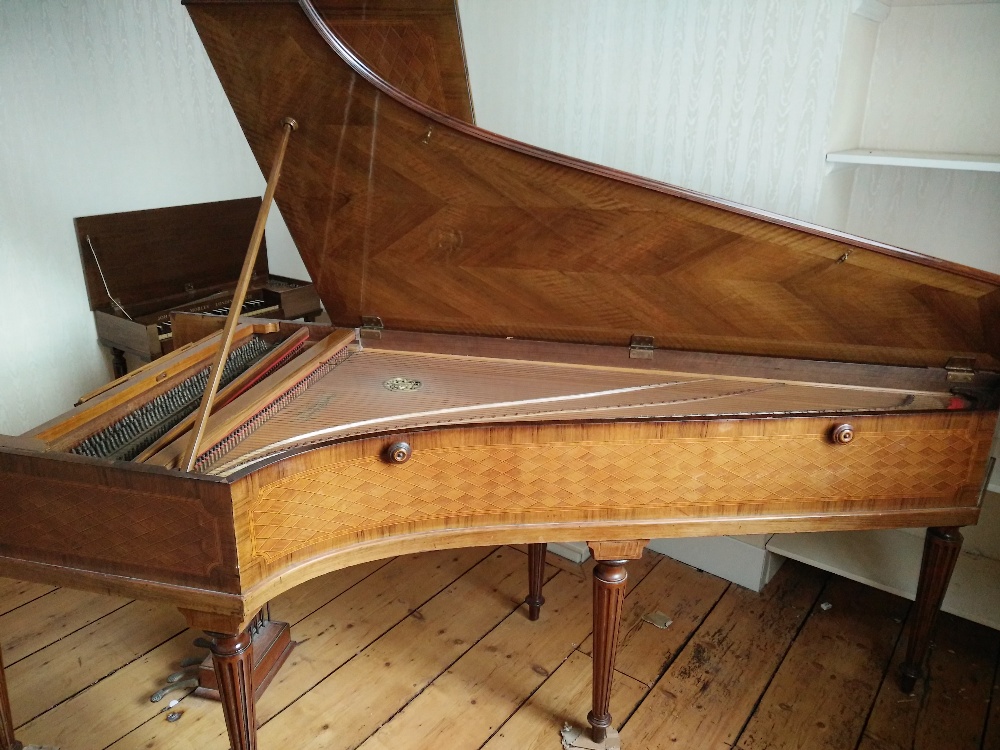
[2,546,999,750]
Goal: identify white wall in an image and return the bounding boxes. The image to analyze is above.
[458,0,850,224]
[457,0,1000,277]
[847,167,1000,274]
[843,3,1000,275]
[0,0,307,435]
[861,4,1000,155]
[815,11,879,230]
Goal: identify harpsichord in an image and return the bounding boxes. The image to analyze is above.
[1,2,997,749]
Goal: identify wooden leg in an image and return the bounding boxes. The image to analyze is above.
[525,542,546,621]
[580,540,647,747]
[900,526,963,693]
[0,642,22,750]
[588,558,629,744]
[207,630,257,750]
[111,347,127,379]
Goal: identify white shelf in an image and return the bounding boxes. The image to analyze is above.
[826,149,1000,172]
[767,528,1000,631]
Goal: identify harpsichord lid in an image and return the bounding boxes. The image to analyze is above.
[184,0,1000,370]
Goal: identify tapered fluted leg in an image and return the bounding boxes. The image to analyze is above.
[525,543,546,621]
[588,558,629,744]
[0,642,22,750]
[900,526,963,693]
[207,630,256,750]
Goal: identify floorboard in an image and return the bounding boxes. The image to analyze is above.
[0,580,55,618]
[0,548,996,750]
[858,611,1000,750]
[0,588,130,664]
[622,561,827,749]
[733,576,908,750]
[7,600,186,727]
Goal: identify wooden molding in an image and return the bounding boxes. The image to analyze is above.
[588,540,649,562]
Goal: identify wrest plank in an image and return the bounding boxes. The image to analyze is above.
[578,554,729,686]
[104,547,498,749]
[622,560,827,749]
[858,610,1000,750]
[0,579,55,618]
[0,587,130,664]
[733,576,908,750]
[351,551,661,750]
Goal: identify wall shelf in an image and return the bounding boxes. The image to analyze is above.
[827,148,1000,172]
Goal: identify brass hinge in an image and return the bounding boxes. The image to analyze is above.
[629,335,655,360]
[945,357,976,383]
[360,315,384,340]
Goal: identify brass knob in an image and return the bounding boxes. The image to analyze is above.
[385,441,412,464]
[831,424,854,445]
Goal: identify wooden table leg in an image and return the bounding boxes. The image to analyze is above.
[588,557,628,743]
[900,526,963,693]
[583,540,647,747]
[525,542,546,621]
[206,630,257,750]
[110,347,127,379]
[0,642,23,750]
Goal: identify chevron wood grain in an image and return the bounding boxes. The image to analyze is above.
[326,1,474,124]
[187,1,1000,370]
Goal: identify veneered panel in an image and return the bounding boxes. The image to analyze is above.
[0,449,240,595]
[232,409,996,601]
[320,0,474,122]
[75,198,267,317]
[185,1,1000,369]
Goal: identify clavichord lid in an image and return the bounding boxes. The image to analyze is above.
[75,198,268,318]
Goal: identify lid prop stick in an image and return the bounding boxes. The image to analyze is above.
[181,117,299,472]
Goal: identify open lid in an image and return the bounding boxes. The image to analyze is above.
[75,198,268,317]
[185,0,1000,370]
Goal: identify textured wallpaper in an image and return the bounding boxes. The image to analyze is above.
[846,4,1000,275]
[458,0,847,223]
[862,4,1000,155]
[847,167,1000,275]
[0,0,307,434]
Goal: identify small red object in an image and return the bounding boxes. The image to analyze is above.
[947,395,968,410]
